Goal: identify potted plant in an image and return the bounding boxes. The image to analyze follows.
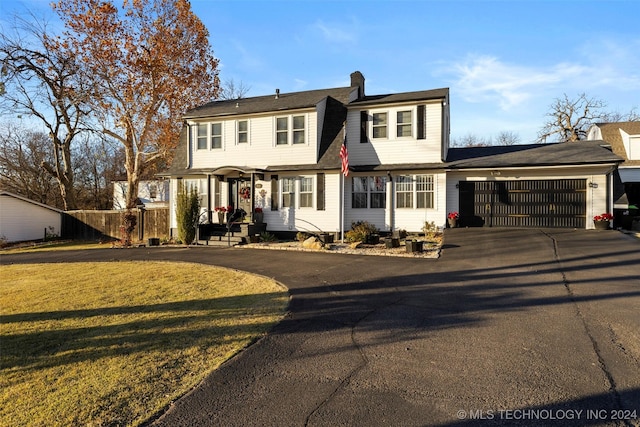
[214,206,227,224]
[447,212,459,228]
[254,207,264,223]
[405,239,423,253]
[593,213,613,230]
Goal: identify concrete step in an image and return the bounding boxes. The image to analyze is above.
[197,236,245,247]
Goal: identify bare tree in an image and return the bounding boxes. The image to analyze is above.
[602,107,640,123]
[451,134,492,148]
[218,78,251,100]
[495,131,521,146]
[538,93,608,143]
[0,15,91,209]
[0,122,62,207]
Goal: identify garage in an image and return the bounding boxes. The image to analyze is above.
[458,179,587,228]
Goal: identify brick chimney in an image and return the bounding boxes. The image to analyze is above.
[350,71,365,98]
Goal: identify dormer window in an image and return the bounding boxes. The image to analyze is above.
[372,112,387,139]
[293,115,305,144]
[397,110,412,137]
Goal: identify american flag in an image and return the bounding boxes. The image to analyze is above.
[339,131,349,177]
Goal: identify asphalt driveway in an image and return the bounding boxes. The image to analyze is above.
[2,229,639,426]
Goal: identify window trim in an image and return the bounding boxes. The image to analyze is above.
[281,177,295,208]
[371,111,388,140]
[396,110,413,138]
[351,175,387,209]
[395,174,436,209]
[236,120,249,144]
[196,123,208,150]
[299,176,314,208]
[275,114,307,146]
[211,122,223,149]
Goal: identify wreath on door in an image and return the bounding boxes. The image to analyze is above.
[239,186,251,200]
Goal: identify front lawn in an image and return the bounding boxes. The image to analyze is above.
[0,261,288,426]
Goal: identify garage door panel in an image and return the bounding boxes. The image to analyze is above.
[459,179,586,228]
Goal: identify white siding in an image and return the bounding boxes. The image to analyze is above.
[346,101,444,166]
[260,172,341,233]
[190,110,318,169]
[112,180,169,210]
[0,195,62,242]
[344,171,447,233]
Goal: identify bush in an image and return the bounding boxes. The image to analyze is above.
[176,182,200,245]
[296,231,310,242]
[260,231,277,242]
[422,221,441,240]
[345,221,379,243]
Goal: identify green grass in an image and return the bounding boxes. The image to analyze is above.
[0,261,289,426]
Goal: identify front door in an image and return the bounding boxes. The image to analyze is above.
[229,179,252,219]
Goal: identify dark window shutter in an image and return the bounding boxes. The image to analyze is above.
[317,173,325,211]
[214,179,221,208]
[270,175,279,210]
[417,105,426,140]
[360,111,368,143]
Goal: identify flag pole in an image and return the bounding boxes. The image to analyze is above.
[339,122,348,243]
[340,170,344,243]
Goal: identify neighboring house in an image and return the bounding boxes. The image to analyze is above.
[587,121,640,208]
[0,191,62,242]
[112,179,170,210]
[161,71,622,236]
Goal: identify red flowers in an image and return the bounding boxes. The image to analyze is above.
[447,212,459,220]
[593,213,613,221]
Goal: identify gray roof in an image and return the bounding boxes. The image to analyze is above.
[446,141,623,169]
[348,88,449,107]
[184,87,354,119]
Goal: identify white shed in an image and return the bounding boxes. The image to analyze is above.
[0,191,63,243]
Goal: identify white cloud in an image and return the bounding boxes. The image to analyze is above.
[313,20,357,44]
[442,38,640,112]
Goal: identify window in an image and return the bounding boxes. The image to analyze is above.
[293,115,305,144]
[397,110,412,137]
[299,177,313,207]
[281,178,295,207]
[352,177,368,208]
[237,120,248,144]
[211,123,222,148]
[276,117,288,145]
[396,175,413,208]
[372,112,387,139]
[370,176,386,208]
[352,176,386,209]
[276,115,306,145]
[416,175,434,208]
[196,123,207,150]
[149,184,157,199]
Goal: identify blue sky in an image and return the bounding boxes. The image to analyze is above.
[3,0,639,143]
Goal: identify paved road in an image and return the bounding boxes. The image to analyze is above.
[2,229,639,426]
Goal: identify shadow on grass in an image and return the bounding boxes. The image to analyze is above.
[1,293,287,372]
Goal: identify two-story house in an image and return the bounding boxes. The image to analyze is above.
[163,71,450,237]
[163,71,622,238]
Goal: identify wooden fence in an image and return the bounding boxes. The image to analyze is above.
[63,208,169,242]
